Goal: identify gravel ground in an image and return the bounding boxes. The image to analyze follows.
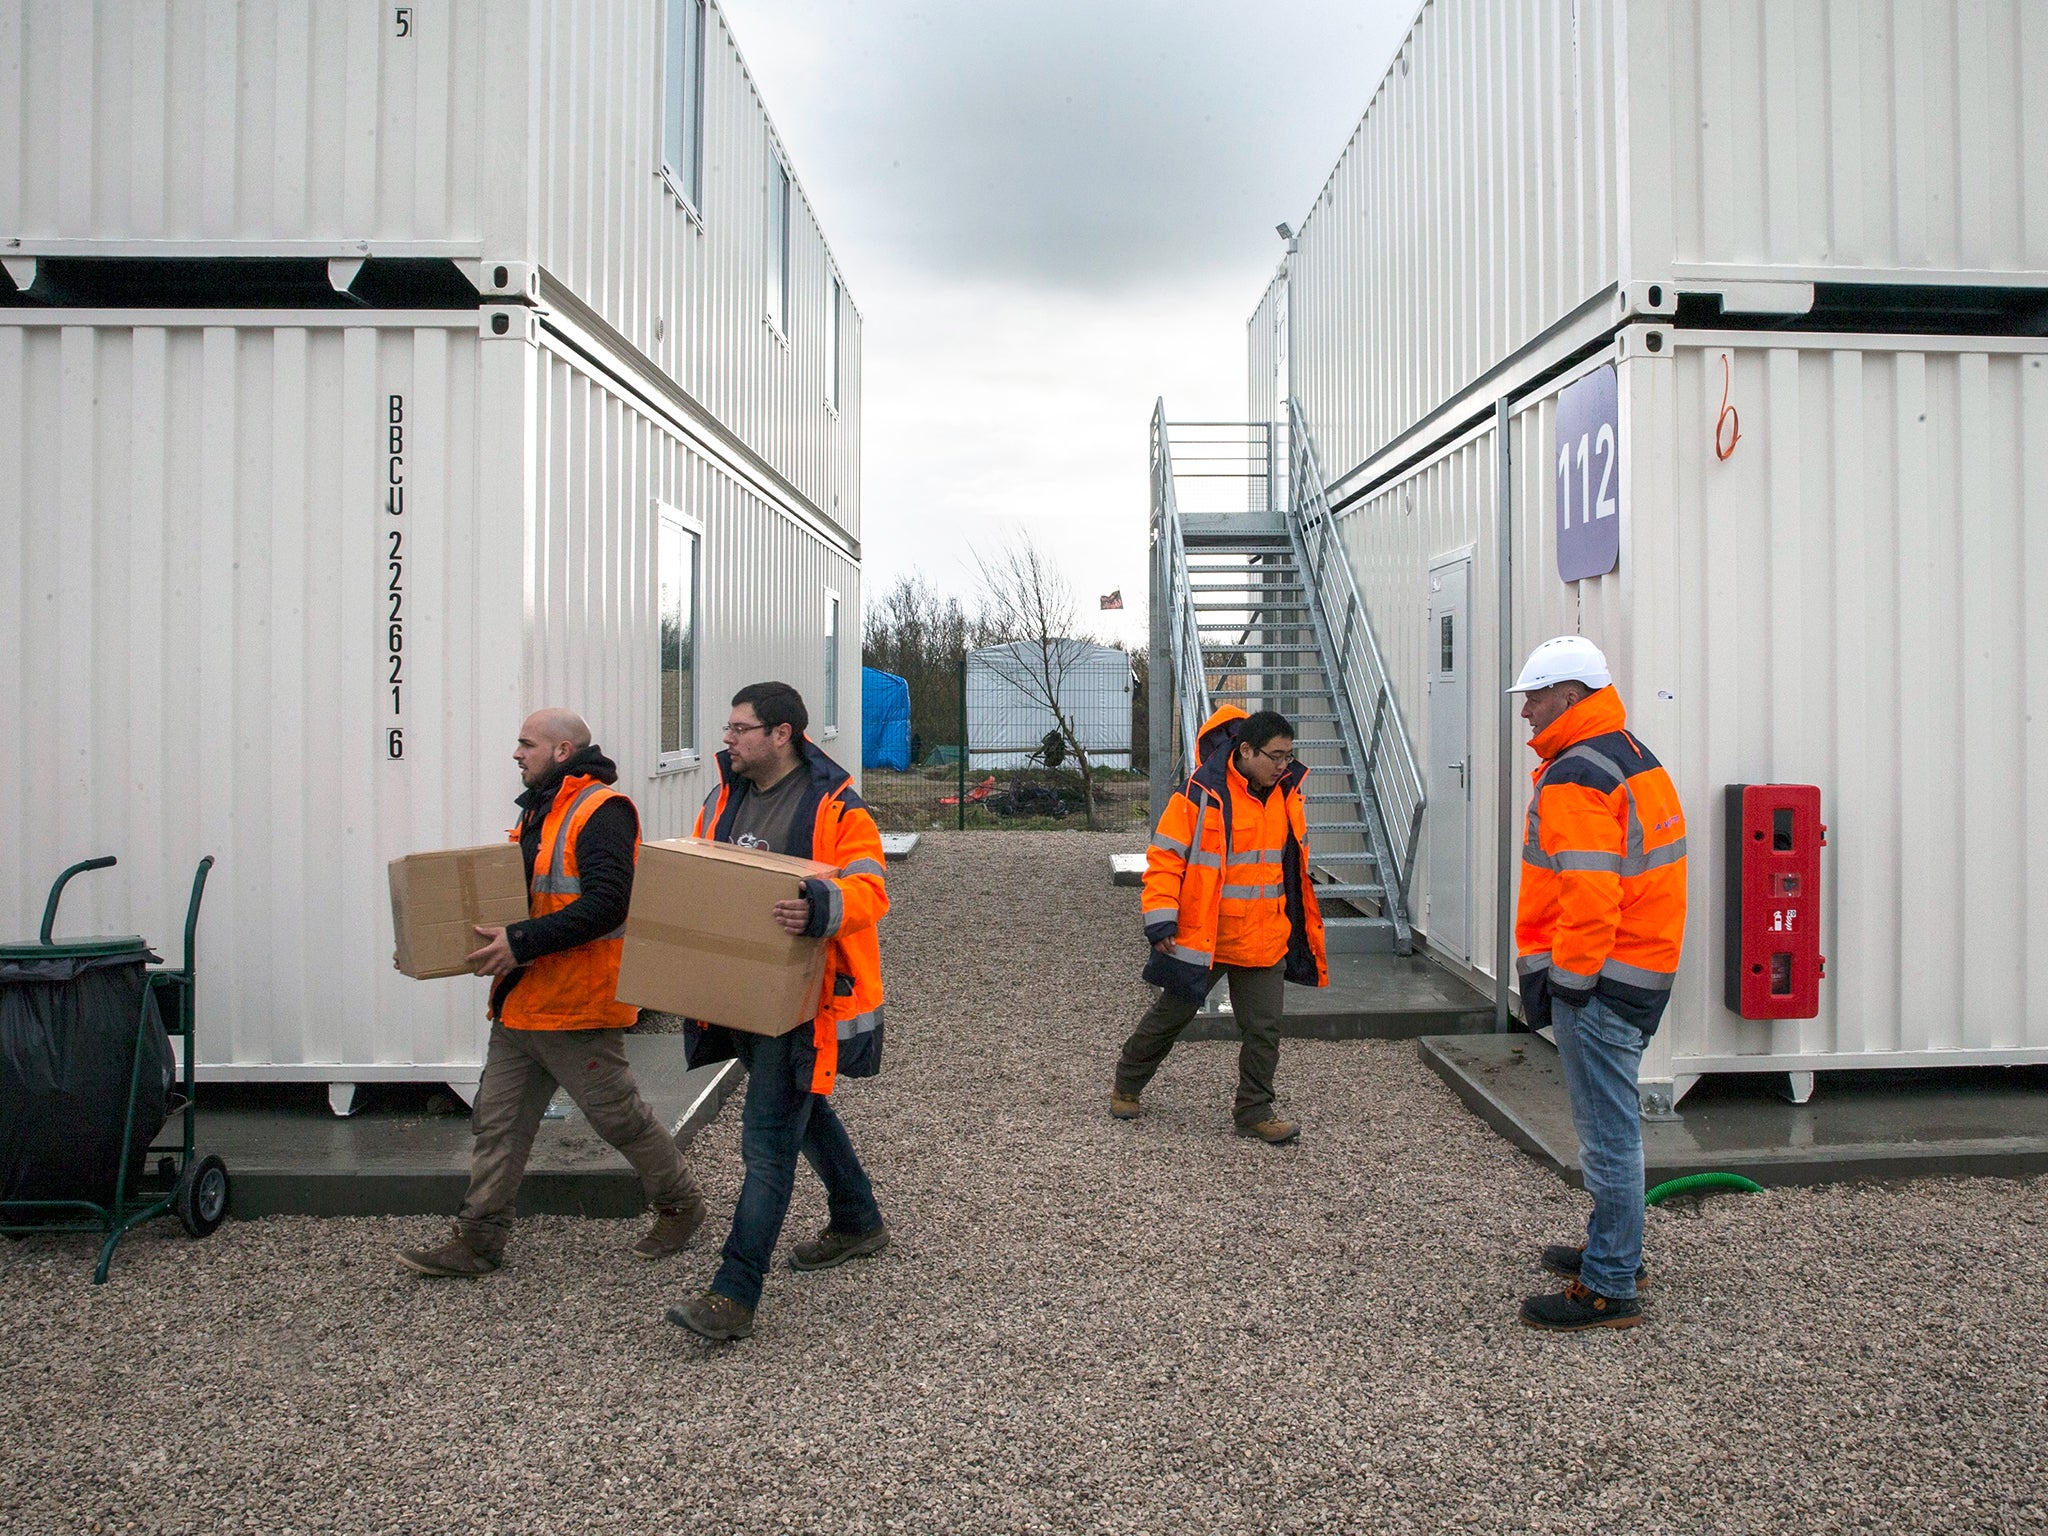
[3,831,2045,1535]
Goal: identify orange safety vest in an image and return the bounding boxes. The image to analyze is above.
[696,740,889,1096]
[497,774,639,1032]
[1515,686,1687,1032]
[1142,709,1328,1000]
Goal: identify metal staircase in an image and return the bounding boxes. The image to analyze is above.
[1148,400,1425,955]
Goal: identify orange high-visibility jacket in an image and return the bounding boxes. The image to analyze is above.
[696,739,888,1096]
[498,773,640,1032]
[1141,707,1328,1000]
[1515,686,1687,1033]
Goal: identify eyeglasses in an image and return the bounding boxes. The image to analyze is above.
[1256,748,1297,766]
[721,721,769,740]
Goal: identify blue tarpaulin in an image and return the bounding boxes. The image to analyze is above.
[862,667,913,770]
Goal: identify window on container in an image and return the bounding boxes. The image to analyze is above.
[657,506,702,769]
[823,588,841,733]
[825,272,842,410]
[662,0,705,210]
[767,153,790,334]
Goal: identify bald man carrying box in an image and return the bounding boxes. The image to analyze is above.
[397,708,705,1277]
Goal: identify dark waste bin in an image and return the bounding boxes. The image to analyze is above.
[0,936,174,1212]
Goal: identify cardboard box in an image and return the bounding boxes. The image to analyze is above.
[389,843,531,979]
[616,837,836,1036]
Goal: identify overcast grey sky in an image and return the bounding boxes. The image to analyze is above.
[724,0,1415,647]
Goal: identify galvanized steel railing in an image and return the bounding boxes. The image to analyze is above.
[1149,401,1215,780]
[1285,397,1428,917]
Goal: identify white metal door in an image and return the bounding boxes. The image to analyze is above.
[1426,554,1471,961]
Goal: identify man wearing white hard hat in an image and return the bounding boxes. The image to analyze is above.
[1507,636,1687,1331]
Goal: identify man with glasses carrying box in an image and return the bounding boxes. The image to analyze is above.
[1112,707,1328,1143]
[666,683,891,1342]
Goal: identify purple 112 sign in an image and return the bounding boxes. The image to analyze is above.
[1554,362,1620,582]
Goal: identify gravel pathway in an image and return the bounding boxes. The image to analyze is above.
[3,831,2044,1534]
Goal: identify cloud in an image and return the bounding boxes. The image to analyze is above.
[732,0,1410,293]
[719,0,1418,631]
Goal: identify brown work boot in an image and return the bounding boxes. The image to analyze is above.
[1235,1117,1301,1145]
[1109,1092,1142,1120]
[396,1227,500,1277]
[789,1221,891,1272]
[666,1291,756,1342]
[632,1196,707,1261]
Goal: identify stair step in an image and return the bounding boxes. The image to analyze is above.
[1203,645,1323,654]
[1204,692,1335,704]
[1314,882,1387,899]
[1187,584,1307,593]
[1304,791,1361,801]
[1310,850,1381,862]
[1192,604,1312,613]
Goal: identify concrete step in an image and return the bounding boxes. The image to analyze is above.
[1419,1034,2048,1188]
[207,1041,738,1219]
[1178,950,1491,1038]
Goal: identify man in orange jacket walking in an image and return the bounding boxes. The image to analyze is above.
[1508,638,1687,1331]
[667,683,890,1342]
[1113,706,1328,1144]
[397,707,704,1277]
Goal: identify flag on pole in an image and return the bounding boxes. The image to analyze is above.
[1099,589,1123,610]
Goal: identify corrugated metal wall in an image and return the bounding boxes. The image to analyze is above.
[1246,271,1283,428]
[0,312,512,1078]
[1336,331,2048,1076]
[1287,0,1623,480]
[0,0,493,244]
[1635,334,2048,1079]
[525,325,862,846]
[1629,1,2048,284]
[1276,0,2048,486]
[966,643,1134,770]
[530,0,862,531]
[0,311,861,1080]
[0,0,862,539]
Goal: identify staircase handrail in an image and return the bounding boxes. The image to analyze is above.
[1285,398,1428,907]
[1150,401,1215,780]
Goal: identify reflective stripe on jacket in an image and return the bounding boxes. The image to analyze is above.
[498,774,639,1031]
[696,739,888,1096]
[1515,686,1687,1034]
[1141,713,1328,1002]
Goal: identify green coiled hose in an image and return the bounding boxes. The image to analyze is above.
[1644,1171,1763,1206]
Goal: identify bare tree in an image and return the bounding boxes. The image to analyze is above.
[862,573,975,754]
[971,534,1108,829]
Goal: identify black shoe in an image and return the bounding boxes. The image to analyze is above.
[1519,1279,1642,1331]
[1540,1243,1649,1291]
[666,1291,756,1341]
[789,1220,891,1272]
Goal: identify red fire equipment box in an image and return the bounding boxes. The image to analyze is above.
[1723,784,1825,1019]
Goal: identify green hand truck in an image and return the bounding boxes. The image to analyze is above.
[0,855,228,1283]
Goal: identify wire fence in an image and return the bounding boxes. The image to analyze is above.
[857,656,1153,834]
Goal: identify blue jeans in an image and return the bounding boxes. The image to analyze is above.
[711,1027,882,1310]
[1550,992,1647,1301]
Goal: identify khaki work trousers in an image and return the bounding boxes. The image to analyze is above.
[1115,959,1286,1129]
[456,1022,699,1256]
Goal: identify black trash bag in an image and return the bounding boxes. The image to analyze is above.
[0,950,172,1210]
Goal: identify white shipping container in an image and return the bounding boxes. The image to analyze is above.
[1329,328,2048,1096]
[967,642,1134,770]
[0,0,860,532]
[0,306,859,1093]
[1272,0,2048,488]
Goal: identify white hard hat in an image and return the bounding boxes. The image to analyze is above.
[1507,635,1611,694]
